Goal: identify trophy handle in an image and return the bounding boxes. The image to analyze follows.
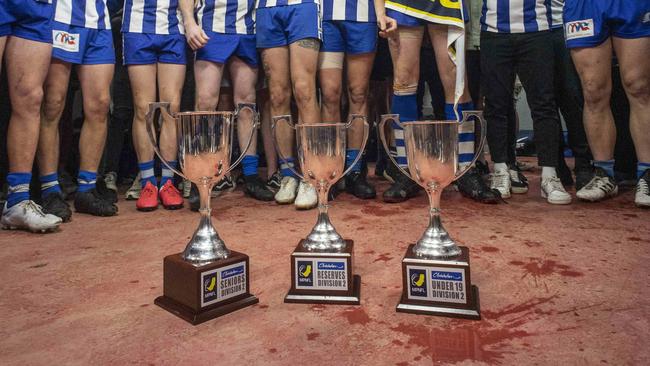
[145,102,187,180]
[228,103,260,173]
[455,110,487,180]
[341,114,370,178]
[271,115,305,181]
[378,114,412,180]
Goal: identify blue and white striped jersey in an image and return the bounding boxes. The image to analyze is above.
[54,0,111,29]
[197,0,256,34]
[550,0,563,29]
[322,0,376,22]
[256,0,318,9]
[122,0,185,35]
[481,0,552,33]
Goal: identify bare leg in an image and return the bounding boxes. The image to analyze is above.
[345,52,375,149]
[259,89,278,178]
[229,56,258,156]
[6,37,53,173]
[0,36,6,75]
[288,38,321,123]
[319,53,344,122]
[128,64,158,164]
[571,40,615,161]
[77,63,114,172]
[428,23,471,104]
[194,59,225,110]
[157,63,186,162]
[261,47,293,159]
[38,61,72,176]
[612,36,650,162]
[389,26,423,95]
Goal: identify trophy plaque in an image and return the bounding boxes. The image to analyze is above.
[147,103,259,324]
[273,115,369,305]
[379,112,486,319]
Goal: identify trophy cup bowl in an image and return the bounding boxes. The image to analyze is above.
[379,111,486,319]
[272,115,369,305]
[271,115,369,252]
[147,102,260,324]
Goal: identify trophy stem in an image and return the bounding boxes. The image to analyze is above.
[303,182,346,252]
[182,181,231,264]
[412,187,462,259]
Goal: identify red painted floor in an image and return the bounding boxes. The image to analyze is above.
[1,160,648,365]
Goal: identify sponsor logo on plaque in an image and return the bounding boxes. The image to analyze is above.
[430,268,466,304]
[316,260,347,290]
[409,268,428,298]
[201,262,247,307]
[202,271,219,305]
[297,260,314,287]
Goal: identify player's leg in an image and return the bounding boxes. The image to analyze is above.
[37,60,73,221]
[612,36,650,207]
[0,36,6,75]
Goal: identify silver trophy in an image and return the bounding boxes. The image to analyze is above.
[272,115,369,252]
[379,112,486,259]
[146,103,258,264]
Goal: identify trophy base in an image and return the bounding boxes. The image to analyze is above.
[285,239,361,305]
[154,251,259,325]
[396,245,481,320]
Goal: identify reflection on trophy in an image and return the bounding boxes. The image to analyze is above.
[147,102,259,324]
[379,111,486,319]
[272,115,369,305]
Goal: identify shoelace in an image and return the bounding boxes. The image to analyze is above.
[24,201,47,217]
[638,178,649,194]
[544,177,565,193]
[491,172,510,189]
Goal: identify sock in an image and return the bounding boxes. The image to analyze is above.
[594,159,615,178]
[77,170,97,193]
[6,172,31,208]
[279,157,298,179]
[160,160,177,187]
[242,155,259,177]
[346,149,361,173]
[391,93,417,168]
[40,173,62,196]
[541,166,557,180]
[494,162,508,173]
[139,160,156,187]
[448,102,476,170]
[637,162,650,179]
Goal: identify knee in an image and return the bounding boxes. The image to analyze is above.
[622,75,650,103]
[86,94,111,122]
[196,93,217,111]
[133,100,150,121]
[269,86,290,110]
[14,85,44,114]
[292,80,316,106]
[348,86,368,108]
[41,93,66,122]
[581,80,610,108]
[321,84,341,109]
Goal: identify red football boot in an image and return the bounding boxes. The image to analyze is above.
[159,180,184,210]
[136,181,158,211]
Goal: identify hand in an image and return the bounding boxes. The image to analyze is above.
[377,14,397,38]
[184,22,209,50]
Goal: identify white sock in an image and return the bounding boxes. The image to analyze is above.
[494,163,508,173]
[542,166,557,180]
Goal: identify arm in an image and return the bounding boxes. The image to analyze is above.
[179,0,209,50]
[374,0,397,38]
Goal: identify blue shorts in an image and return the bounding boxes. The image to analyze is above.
[0,0,53,43]
[386,8,426,27]
[196,32,258,66]
[122,33,187,65]
[322,21,377,54]
[564,0,650,48]
[51,22,115,65]
[256,3,321,48]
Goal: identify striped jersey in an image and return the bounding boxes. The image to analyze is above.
[54,0,111,29]
[550,0,563,29]
[122,0,185,34]
[256,0,318,9]
[322,0,376,22]
[197,0,256,34]
[481,0,552,33]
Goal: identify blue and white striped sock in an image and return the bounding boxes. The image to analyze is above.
[637,162,650,179]
[160,160,177,187]
[594,160,615,178]
[279,158,298,179]
[391,93,417,169]
[139,160,156,187]
[446,102,476,170]
[346,149,361,173]
[40,173,62,196]
[77,171,97,193]
[6,172,31,208]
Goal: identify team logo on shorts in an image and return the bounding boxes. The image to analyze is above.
[565,19,594,40]
[642,12,650,24]
[53,30,80,52]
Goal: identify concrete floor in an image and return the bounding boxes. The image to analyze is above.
[1,160,648,365]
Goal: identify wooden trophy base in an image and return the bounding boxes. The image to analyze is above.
[285,239,361,305]
[396,245,481,320]
[154,251,258,325]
